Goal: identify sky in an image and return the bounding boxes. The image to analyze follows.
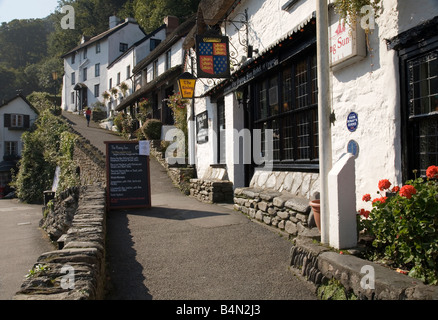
[0,0,60,23]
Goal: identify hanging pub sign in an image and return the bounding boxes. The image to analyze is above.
[328,10,366,71]
[196,35,231,79]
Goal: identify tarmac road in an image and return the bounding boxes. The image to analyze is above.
[0,199,55,300]
[62,111,318,300]
[106,156,318,300]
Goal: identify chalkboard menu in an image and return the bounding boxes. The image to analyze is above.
[105,141,151,210]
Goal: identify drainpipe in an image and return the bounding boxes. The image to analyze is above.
[316,0,332,244]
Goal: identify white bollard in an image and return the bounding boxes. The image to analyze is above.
[328,153,357,249]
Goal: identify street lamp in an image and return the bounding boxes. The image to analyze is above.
[52,71,58,114]
[234,90,244,107]
[177,72,197,99]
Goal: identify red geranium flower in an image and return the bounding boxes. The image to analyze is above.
[399,185,417,199]
[358,208,370,219]
[362,194,371,202]
[378,179,391,191]
[372,197,388,205]
[426,165,438,179]
[391,186,400,193]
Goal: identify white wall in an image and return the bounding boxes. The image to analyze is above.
[330,0,438,209]
[0,98,38,157]
[107,23,146,65]
[62,38,109,112]
[134,27,167,66]
[107,50,134,112]
[146,38,185,83]
[62,21,147,113]
[189,0,438,202]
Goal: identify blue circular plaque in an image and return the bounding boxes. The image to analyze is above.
[346,112,358,132]
[347,139,359,157]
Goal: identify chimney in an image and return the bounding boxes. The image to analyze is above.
[125,17,137,23]
[81,35,91,44]
[164,16,179,35]
[109,16,121,29]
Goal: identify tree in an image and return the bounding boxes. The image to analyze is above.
[0,66,18,101]
[0,19,51,69]
[133,0,200,32]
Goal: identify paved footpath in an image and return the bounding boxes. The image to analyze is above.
[62,111,317,300]
[0,200,55,300]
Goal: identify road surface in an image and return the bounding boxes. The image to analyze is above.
[0,199,55,300]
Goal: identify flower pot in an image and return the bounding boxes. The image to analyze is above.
[309,199,321,232]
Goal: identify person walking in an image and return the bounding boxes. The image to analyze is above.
[85,107,92,127]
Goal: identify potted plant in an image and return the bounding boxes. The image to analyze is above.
[333,0,382,29]
[309,199,321,232]
[357,166,438,284]
[119,82,129,97]
[110,87,119,99]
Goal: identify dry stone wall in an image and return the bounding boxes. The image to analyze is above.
[13,185,106,300]
[234,170,320,236]
[72,134,106,186]
[290,236,438,300]
[149,140,196,195]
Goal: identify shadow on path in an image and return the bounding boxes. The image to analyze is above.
[106,209,152,300]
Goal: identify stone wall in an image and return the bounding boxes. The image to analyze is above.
[234,187,318,237]
[250,170,320,200]
[290,236,438,300]
[13,185,106,300]
[190,165,234,204]
[190,179,234,203]
[149,140,196,195]
[73,135,106,186]
[40,187,80,241]
[233,170,320,236]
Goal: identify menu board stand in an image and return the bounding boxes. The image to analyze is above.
[105,141,151,211]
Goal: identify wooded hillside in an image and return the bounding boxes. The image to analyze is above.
[0,0,199,101]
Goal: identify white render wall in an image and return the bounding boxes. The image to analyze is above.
[0,98,38,157]
[191,81,215,179]
[331,0,438,209]
[134,27,167,66]
[62,22,146,112]
[107,24,146,66]
[146,38,186,83]
[189,0,438,208]
[62,38,109,112]
[107,50,135,112]
[225,0,316,62]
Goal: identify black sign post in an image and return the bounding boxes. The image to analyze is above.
[105,141,151,211]
[196,110,208,144]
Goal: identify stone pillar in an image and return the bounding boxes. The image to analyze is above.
[328,153,357,249]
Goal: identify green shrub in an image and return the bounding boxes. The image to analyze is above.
[141,119,163,140]
[27,91,60,113]
[358,166,438,284]
[11,110,77,204]
[114,112,124,132]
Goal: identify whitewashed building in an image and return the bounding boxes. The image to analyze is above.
[61,17,147,113]
[106,23,169,114]
[115,16,195,125]
[181,0,438,211]
[0,94,38,197]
